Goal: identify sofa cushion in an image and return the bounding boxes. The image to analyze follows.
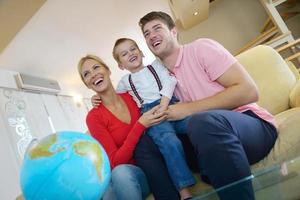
[236,46,297,115]
[251,107,300,171]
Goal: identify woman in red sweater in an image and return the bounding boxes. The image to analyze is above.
[78,54,167,200]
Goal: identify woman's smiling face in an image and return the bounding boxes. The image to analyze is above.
[81,59,111,92]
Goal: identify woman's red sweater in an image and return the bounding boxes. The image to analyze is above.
[86,93,146,169]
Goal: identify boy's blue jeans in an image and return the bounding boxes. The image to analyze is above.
[141,97,196,190]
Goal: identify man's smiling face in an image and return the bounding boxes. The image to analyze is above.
[142,19,177,58]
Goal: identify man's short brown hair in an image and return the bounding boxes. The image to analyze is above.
[139,11,175,31]
[112,38,140,62]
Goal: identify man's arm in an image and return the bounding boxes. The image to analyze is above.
[166,62,259,120]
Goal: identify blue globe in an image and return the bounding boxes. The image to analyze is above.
[20,131,111,200]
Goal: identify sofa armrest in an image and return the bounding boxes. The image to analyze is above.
[290,80,300,108]
[286,61,300,80]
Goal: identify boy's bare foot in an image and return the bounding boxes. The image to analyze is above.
[179,188,192,200]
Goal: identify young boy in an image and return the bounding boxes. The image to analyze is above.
[94,38,195,199]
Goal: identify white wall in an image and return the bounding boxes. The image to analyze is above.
[178,0,268,54]
[0,69,90,199]
[286,14,300,39]
[0,68,18,89]
[0,0,171,98]
[0,113,20,200]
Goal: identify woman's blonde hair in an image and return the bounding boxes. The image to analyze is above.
[77,54,109,84]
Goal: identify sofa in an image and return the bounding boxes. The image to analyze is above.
[239,45,300,170]
[146,45,300,199]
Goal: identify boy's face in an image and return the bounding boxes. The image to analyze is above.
[142,19,177,58]
[115,40,144,73]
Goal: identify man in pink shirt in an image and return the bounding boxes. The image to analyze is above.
[134,11,278,200]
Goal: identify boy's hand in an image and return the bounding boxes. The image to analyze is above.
[139,105,167,127]
[166,103,192,121]
[156,96,170,114]
[91,94,101,108]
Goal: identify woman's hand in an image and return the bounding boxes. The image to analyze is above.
[138,105,167,128]
[91,94,101,108]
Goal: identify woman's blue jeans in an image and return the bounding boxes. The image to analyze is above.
[103,164,150,200]
[141,98,196,190]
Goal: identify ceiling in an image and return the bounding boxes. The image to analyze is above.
[169,0,210,29]
[0,0,46,53]
[0,0,210,97]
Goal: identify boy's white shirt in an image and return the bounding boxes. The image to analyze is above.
[116,59,177,107]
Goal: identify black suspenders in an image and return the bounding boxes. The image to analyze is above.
[147,65,162,90]
[128,65,162,105]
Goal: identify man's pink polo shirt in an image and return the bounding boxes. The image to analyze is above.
[173,38,276,126]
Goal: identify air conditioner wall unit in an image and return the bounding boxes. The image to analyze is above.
[15,73,61,94]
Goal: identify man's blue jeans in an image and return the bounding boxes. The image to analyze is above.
[141,97,196,190]
[134,109,277,200]
[188,109,277,200]
[103,164,150,200]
